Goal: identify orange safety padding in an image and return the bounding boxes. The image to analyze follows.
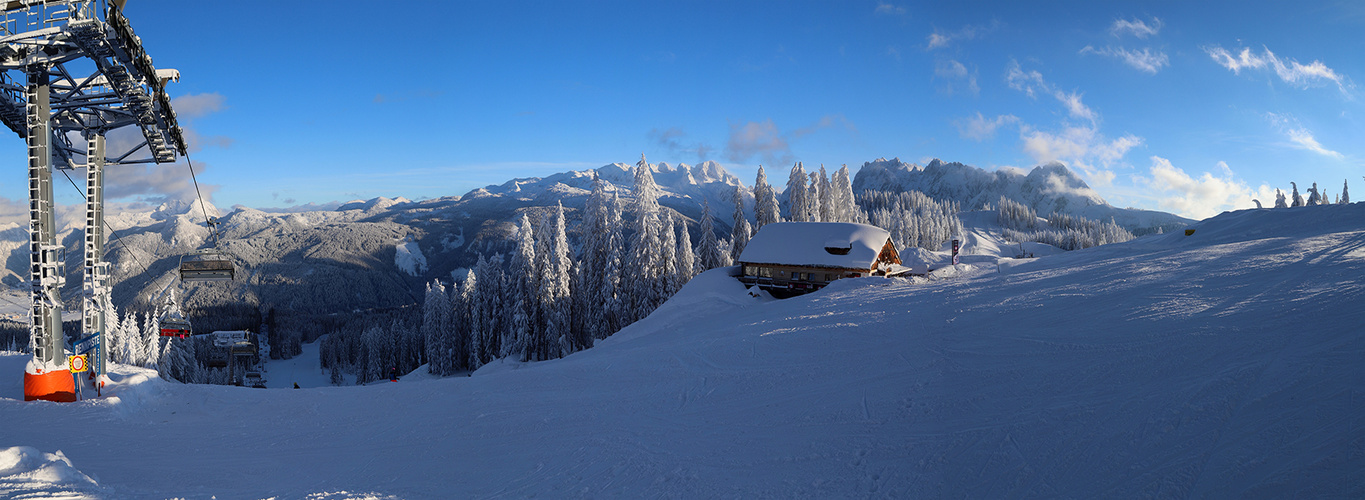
[24,368,76,402]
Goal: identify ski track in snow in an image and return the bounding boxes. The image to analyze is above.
[1,205,1364,498]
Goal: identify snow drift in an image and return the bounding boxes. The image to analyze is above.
[1,203,1361,498]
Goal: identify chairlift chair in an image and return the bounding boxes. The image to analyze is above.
[159,317,191,339]
[179,248,235,282]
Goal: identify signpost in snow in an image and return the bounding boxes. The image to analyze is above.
[952,239,961,266]
[68,355,88,373]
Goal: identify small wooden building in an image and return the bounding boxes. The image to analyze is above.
[737,222,901,297]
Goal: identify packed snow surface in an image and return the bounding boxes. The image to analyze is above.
[393,237,428,277]
[2,204,1363,498]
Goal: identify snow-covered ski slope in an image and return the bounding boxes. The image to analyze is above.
[2,204,1363,498]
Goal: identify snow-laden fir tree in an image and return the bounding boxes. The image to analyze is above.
[753,165,782,230]
[506,213,537,361]
[474,254,504,365]
[675,212,696,290]
[158,335,197,383]
[1343,179,1350,204]
[830,165,862,223]
[463,268,481,370]
[1275,189,1288,208]
[142,313,160,369]
[545,202,573,358]
[659,211,680,298]
[1307,182,1321,206]
[815,165,834,223]
[1291,182,1304,207]
[624,154,665,326]
[695,198,728,272]
[596,190,625,339]
[730,184,752,263]
[786,162,810,222]
[422,280,451,375]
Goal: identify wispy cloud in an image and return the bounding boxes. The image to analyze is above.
[1139,156,1260,219]
[1265,113,1345,159]
[1006,60,1097,124]
[726,119,792,165]
[1204,45,1352,95]
[724,116,854,165]
[791,114,857,138]
[171,93,226,119]
[934,59,979,96]
[105,160,220,205]
[1020,125,1140,186]
[1110,17,1162,39]
[649,127,714,162]
[1080,46,1169,74]
[874,2,907,16]
[954,113,1019,141]
[926,20,999,50]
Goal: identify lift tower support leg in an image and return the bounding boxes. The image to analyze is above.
[23,67,73,402]
[84,132,109,382]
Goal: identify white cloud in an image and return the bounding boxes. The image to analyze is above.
[1080,46,1169,74]
[954,113,1019,141]
[925,20,998,50]
[1266,113,1345,159]
[1139,156,1258,219]
[649,127,714,162]
[1019,125,1141,186]
[1110,17,1162,39]
[1054,90,1096,123]
[1205,45,1351,95]
[725,119,792,165]
[875,2,906,16]
[171,93,226,119]
[934,59,979,96]
[1005,60,1046,98]
[105,160,220,205]
[1006,60,1098,124]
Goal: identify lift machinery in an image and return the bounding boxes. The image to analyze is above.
[2,0,187,401]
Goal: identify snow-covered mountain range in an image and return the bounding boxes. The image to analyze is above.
[0,158,1190,323]
[853,157,1192,233]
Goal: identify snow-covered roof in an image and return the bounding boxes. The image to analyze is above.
[738,222,893,270]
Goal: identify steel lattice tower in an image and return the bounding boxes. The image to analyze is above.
[0,0,186,401]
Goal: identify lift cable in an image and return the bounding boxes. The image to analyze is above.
[57,167,152,280]
[183,153,219,247]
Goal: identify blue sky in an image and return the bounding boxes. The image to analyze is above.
[4,0,1361,220]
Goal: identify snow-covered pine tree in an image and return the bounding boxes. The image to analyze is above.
[547,202,573,358]
[624,154,664,327]
[695,198,727,272]
[1275,189,1288,208]
[158,333,197,383]
[506,213,537,361]
[786,162,810,222]
[475,254,504,365]
[596,190,624,340]
[464,267,482,370]
[422,280,450,375]
[659,211,679,297]
[1307,182,1321,206]
[730,185,752,263]
[1343,179,1351,204]
[1291,182,1304,207]
[831,165,862,223]
[753,165,782,230]
[816,165,834,222]
[142,312,160,369]
[675,213,696,288]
